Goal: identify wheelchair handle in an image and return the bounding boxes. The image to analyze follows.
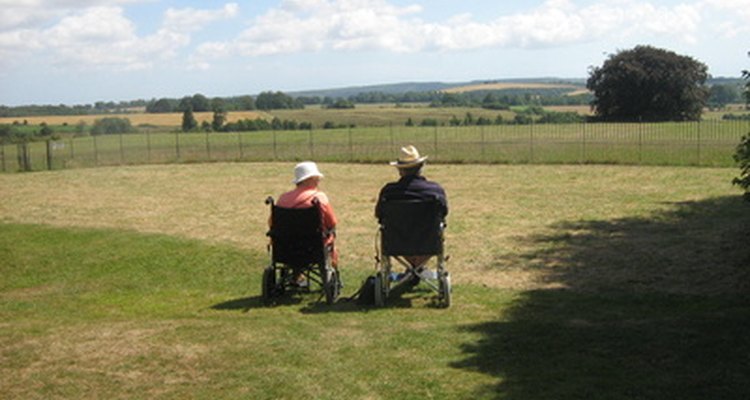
[265,196,275,206]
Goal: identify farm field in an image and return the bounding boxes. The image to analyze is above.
[0,111,271,128]
[2,119,747,173]
[1,163,748,398]
[442,81,584,94]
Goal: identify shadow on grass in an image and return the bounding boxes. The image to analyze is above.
[299,285,439,314]
[454,196,750,399]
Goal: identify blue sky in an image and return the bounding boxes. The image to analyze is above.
[1,0,748,106]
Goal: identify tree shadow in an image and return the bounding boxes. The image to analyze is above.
[454,196,750,399]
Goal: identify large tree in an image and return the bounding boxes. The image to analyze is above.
[587,45,709,122]
[732,55,750,200]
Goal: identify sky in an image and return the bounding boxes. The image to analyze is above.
[0,0,748,106]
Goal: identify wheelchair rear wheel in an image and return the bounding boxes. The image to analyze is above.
[262,266,277,303]
[373,272,386,307]
[438,272,451,308]
[323,268,341,305]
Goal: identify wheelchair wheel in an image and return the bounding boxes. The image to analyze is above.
[439,272,451,308]
[323,268,340,305]
[262,266,276,303]
[373,272,385,307]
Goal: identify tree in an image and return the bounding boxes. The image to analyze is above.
[182,107,198,132]
[91,118,133,135]
[732,55,750,200]
[237,95,256,110]
[587,45,709,121]
[255,91,302,110]
[191,94,210,112]
[211,98,227,131]
[708,84,741,108]
[325,99,355,109]
[146,98,173,113]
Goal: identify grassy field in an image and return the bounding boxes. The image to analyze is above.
[2,119,747,173]
[0,111,271,128]
[1,163,749,398]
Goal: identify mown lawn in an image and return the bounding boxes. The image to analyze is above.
[1,163,749,399]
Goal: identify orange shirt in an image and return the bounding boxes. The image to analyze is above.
[275,186,337,233]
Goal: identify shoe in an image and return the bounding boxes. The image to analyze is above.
[417,267,437,280]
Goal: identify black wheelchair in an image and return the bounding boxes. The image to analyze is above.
[262,196,342,305]
[373,198,451,307]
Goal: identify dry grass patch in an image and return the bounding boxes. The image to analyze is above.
[0,111,271,127]
[0,162,740,292]
[443,82,583,93]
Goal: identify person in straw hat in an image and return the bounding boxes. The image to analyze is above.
[375,145,448,273]
[274,161,338,286]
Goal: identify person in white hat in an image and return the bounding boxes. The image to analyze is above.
[375,145,448,273]
[275,161,338,285]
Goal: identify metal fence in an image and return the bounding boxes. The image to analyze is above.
[1,119,748,173]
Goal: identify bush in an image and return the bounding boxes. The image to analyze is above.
[733,133,750,201]
[90,117,133,135]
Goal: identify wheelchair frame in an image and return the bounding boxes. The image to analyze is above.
[262,196,341,305]
[373,198,451,308]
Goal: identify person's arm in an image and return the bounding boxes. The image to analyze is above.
[315,192,337,232]
[375,186,386,220]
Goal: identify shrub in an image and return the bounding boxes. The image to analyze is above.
[90,117,133,135]
[733,133,750,201]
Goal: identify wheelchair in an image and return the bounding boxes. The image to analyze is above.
[262,196,342,305]
[373,198,451,307]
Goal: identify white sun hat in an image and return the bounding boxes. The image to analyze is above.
[293,161,324,184]
[389,145,428,168]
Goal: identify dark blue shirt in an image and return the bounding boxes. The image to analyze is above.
[376,174,448,220]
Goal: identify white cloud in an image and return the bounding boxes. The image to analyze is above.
[163,3,239,33]
[0,2,238,70]
[191,0,711,69]
[702,0,750,37]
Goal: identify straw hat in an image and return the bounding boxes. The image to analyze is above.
[293,161,324,184]
[389,145,428,168]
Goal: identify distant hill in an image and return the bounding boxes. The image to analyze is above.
[289,76,740,99]
[289,81,461,98]
[289,78,588,99]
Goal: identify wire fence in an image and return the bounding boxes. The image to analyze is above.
[2,119,748,173]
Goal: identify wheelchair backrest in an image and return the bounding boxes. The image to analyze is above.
[268,202,325,266]
[379,198,444,256]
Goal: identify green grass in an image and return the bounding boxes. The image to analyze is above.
[1,163,749,399]
[2,119,747,172]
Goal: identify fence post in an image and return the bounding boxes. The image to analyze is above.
[1,144,5,172]
[70,137,74,162]
[93,135,99,166]
[205,131,211,161]
[119,133,125,164]
[638,118,643,165]
[309,128,314,159]
[46,139,52,170]
[273,130,277,161]
[696,120,701,166]
[17,142,30,171]
[348,126,353,161]
[581,121,587,163]
[175,132,181,161]
[529,120,534,163]
[480,125,485,162]
[146,131,151,164]
[237,131,243,160]
[434,125,438,160]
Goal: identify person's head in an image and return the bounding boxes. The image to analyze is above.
[293,161,324,187]
[390,145,426,176]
